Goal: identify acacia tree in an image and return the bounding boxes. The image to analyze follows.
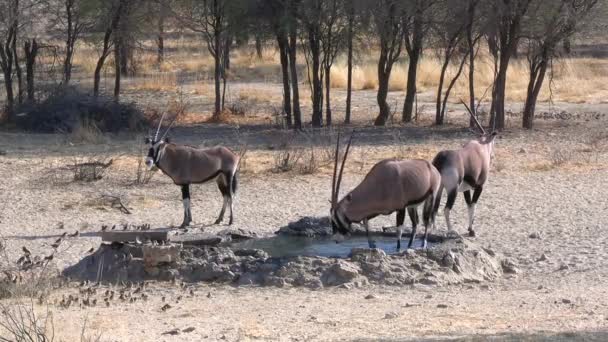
[402,0,436,122]
[521,0,598,129]
[320,0,345,126]
[488,0,534,130]
[47,0,97,85]
[371,0,404,126]
[287,0,302,129]
[0,0,19,119]
[92,0,124,97]
[435,0,469,125]
[177,0,245,118]
[299,0,324,127]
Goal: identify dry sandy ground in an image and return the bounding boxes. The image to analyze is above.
[0,112,607,341]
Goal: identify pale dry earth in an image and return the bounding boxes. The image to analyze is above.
[0,105,607,341]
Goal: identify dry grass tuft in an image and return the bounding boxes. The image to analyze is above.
[129,73,178,92]
[68,120,105,145]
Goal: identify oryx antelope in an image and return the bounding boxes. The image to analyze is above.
[145,114,241,227]
[330,133,441,250]
[432,103,497,237]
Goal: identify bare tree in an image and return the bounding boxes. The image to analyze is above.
[0,0,18,119]
[402,0,436,122]
[320,0,345,126]
[521,0,598,129]
[435,0,469,125]
[300,0,324,127]
[371,0,404,126]
[488,0,534,130]
[93,0,124,97]
[23,38,37,102]
[288,0,302,129]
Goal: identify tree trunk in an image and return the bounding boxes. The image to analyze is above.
[309,31,323,128]
[403,12,423,123]
[114,36,121,100]
[466,1,477,128]
[523,60,547,129]
[491,56,509,130]
[12,31,23,105]
[23,39,37,102]
[345,12,353,124]
[157,1,165,65]
[213,29,222,117]
[374,52,391,126]
[435,52,451,125]
[325,66,332,126]
[277,34,292,128]
[0,31,15,119]
[288,29,302,130]
[403,51,419,122]
[440,52,469,123]
[255,34,263,59]
[93,35,110,97]
[63,0,75,84]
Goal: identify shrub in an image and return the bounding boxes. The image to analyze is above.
[15,86,147,133]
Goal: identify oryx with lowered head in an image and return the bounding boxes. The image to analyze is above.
[330,133,441,250]
[145,114,241,227]
[432,102,497,237]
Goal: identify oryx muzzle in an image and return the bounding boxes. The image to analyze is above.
[145,114,241,227]
[432,101,498,237]
[330,132,441,250]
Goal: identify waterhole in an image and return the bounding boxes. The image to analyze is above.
[231,235,434,258]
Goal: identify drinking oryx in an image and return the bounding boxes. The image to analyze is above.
[432,104,497,237]
[145,114,241,227]
[330,133,441,250]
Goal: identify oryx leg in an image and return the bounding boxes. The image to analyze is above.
[180,185,192,228]
[227,171,236,225]
[467,186,483,237]
[422,197,434,249]
[396,209,406,251]
[444,189,457,232]
[214,175,229,225]
[407,207,419,249]
[363,219,376,249]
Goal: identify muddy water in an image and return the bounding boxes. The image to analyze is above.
[230,235,432,258]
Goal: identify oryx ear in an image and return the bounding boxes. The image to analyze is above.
[489,131,498,140]
[346,194,352,202]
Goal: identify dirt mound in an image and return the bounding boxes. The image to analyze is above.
[63,236,503,289]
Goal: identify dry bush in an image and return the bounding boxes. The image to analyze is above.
[68,120,105,145]
[133,154,155,185]
[299,147,319,175]
[550,148,572,167]
[15,86,147,133]
[70,158,113,182]
[272,149,303,173]
[129,73,178,92]
[0,304,55,342]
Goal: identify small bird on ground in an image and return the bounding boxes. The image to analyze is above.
[68,231,79,238]
[44,254,54,261]
[87,247,95,254]
[22,246,31,255]
[101,225,108,231]
[161,304,171,311]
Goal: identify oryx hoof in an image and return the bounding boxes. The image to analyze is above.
[214,218,222,225]
[228,219,234,226]
[179,222,190,229]
[468,229,476,237]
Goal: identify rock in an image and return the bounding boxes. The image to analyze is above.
[321,261,361,286]
[529,232,542,239]
[364,294,378,300]
[237,272,259,286]
[501,259,519,274]
[384,312,399,320]
[518,148,527,154]
[162,329,180,336]
[234,249,269,259]
[182,327,195,333]
[537,253,548,262]
[143,245,180,267]
[436,304,448,309]
[349,248,387,260]
[562,298,572,304]
[277,216,332,237]
[558,264,570,271]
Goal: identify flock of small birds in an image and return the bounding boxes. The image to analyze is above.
[13,229,82,274]
[100,223,152,231]
[55,280,200,313]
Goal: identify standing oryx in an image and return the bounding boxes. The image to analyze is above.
[330,133,441,250]
[145,114,241,227]
[432,106,497,237]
